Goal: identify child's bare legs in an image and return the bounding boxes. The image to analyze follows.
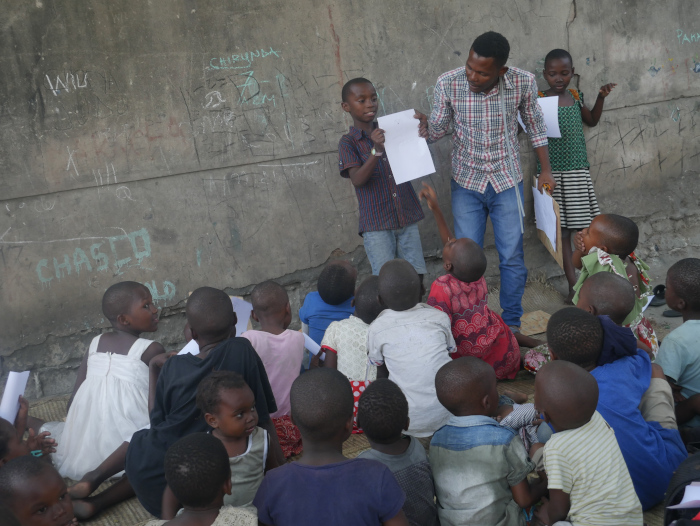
[514,332,545,348]
[69,441,129,499]
[72,476,135,520]
[502,390,528,405]
[562,229,577,304]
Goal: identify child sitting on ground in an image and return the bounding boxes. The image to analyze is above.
[430,357,546,526]
[162,372,278,517]
[147,433,257,526]
[0,455,77,526]
[68,287,279,520]
[368,259,456,446]
[420,183,524,380]
[299,260,357,345]
[1,395,56,466]
[656,258,700,428]
[42,281,165,480]
[357,379,439,526]
[253,368,409,525]
[318,275,382,430]
[547,308,686,510]
[533,361,642,526]
[572,213,659,355]
[242,281,304,458]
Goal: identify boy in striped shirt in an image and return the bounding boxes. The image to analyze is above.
[534,361,642,526]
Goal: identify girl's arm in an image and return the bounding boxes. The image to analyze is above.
[67,348,90,412]
[140,341,166,367]
[264,429,281,472]
[580,84,617,127]
[322,348,338,370]
[419,183,452,245]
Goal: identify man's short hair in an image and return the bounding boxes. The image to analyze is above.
[547,308,603,367]
[668,258,700,311]
[357,379,408,443]
[186,287,236,340]
[164,433,230,508]
[378,259,420,311]
[196,371,249,415]
[102,281,148,322]
[341,78,373,102]
[471,31,510,67]
[317,261,356,306]
[544,48,573,67]
[290,369,353,441]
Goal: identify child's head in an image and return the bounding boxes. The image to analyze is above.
[576,272,636,325]
[250,280,291,329]
[357,379,409,445]
[102,281,158,332]
[442,238,487,283]
[580,214,639,258]
[0,455,74,526]
[197,371,258,440]
[290,368,354,444]
[535,361,598,432]
[164,433,231,510]
[666,258,700,314]
[317,260,357,306]
[435,357,499,417]
[0,418,30,466]
[186,287,236,342]
[543,48,574,92]
[547,307,603,368]
[353,276,384,324]
[340,78,377,125]
[378,259,421,311]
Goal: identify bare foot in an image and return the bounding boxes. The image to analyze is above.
[68,472,100,500]
[502,390,528,404]
[71,499,99,521]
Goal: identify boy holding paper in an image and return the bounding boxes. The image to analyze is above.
[338,78,427,279]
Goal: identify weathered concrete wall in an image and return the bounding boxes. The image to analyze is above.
[1,0,698,397]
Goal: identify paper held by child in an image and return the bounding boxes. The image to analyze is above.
[518,96,561,138]
[303,333,325,362]
[377,109,436,184]
[668,482,700,509]
[0,370,30,422]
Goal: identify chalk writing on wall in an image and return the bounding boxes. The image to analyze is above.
[677,29,700,45]
[144,280,176,304]
[208,48,281,70]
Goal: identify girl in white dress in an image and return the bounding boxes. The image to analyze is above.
[48,281,165,480]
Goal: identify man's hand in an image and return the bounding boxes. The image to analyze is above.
[537,169,556,193]
[26,429,57,455]
[370,128,386,152]
[418,182,439,211]
[598,83,617,98]
[414,111,428,138]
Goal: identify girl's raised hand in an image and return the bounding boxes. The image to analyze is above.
[598,83,617,98]
[419,182,439,211]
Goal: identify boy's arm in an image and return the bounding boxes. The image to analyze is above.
[264,429,281,472]
[344,128,386,188]
[148,352,177,413]
[536,490,571,524]
[510,478,548,509]
[382,510,409,526]
[161,485,180,520]
[419,183,452,245]
[581,84,617,127]
[376,363,390,379]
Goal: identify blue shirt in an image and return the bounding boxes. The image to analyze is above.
[299,292,354,345]
[592,349,687,510]
[253,459,405,526]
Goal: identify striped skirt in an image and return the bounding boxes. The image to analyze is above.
[542,168,600,230]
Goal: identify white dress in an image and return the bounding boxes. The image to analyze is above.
[51,334,153,479]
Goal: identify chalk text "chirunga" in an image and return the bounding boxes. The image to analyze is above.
[209,48,281,70]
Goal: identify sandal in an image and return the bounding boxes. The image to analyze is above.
[649,284,666,307]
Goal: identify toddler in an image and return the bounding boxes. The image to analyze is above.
[572,213,659,355]
[534,361,641,525]
[430,357,545,526]
[538,48,616,302]
[147,433,257,526]
[547,308,686,510]
[368,259,456,444]
[0,455,77,526]
[420,183,522,380]
[319,275,382,430]
[299,260,357,345]
[338,77,426,278]
[656,258,700,427]
[357,379,439,526]
[253,368,408,525]
[242,281,304,458]
[1,396,56,466]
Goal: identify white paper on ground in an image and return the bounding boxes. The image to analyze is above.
[377,109,436,184]
[532,186,558,250]
[0,371,30,423]
[668,482,700,509]
[303,333,325,361]
[518,96,561,138]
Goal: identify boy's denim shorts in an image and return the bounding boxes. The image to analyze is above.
[362,223,427,275]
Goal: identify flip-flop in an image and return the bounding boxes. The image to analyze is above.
[650,284,666,307]
[663,309,682,318]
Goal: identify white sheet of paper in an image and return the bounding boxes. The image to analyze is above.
[0,371,30,423]
[518,97,561,138]
[232,297,253,338]
[377,109,435,184]
[178,339,199,356]
[532,186,558,250]
[303,333,325,361]
[668,483,700,509]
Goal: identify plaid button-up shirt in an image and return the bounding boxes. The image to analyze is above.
[427,66,548,194]
[338,125,424,235]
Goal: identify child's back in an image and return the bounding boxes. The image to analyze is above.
[52,281,164,479]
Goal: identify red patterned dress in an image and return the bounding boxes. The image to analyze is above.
[427,274,520,380]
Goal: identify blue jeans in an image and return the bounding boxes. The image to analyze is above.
[363,223,428,276]
[450,179,527,327]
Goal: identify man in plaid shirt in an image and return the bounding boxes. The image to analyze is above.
[417,32,555,330]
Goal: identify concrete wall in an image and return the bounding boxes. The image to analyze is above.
[1,0,698,397]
